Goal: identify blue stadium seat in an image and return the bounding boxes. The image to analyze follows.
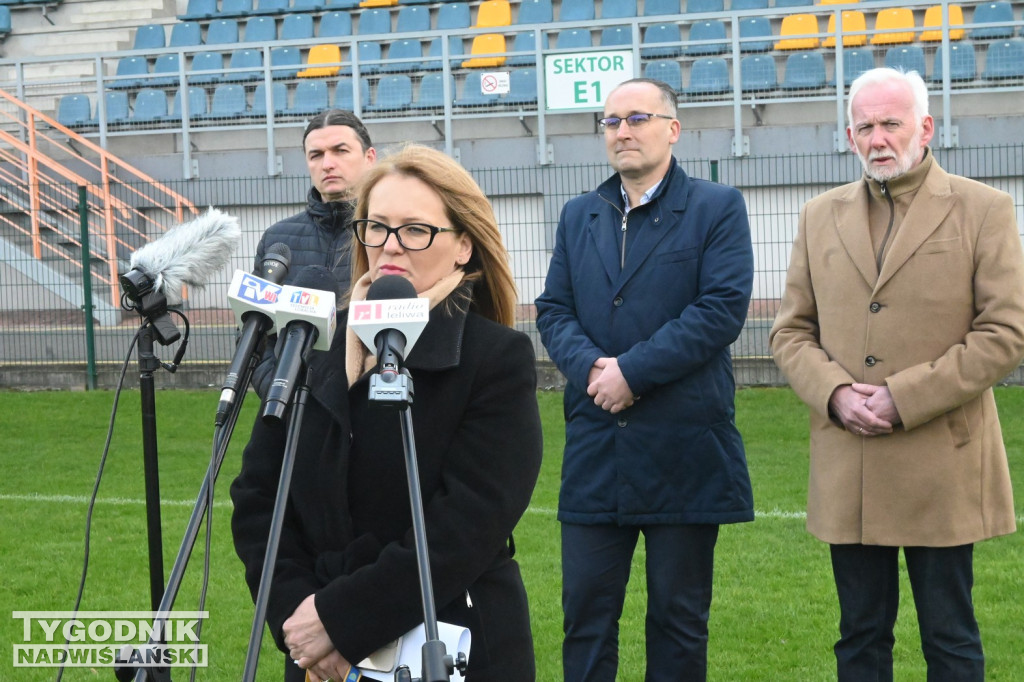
[131,89,169,123]
[270,46,303,78]
[731,0,768,9]
[773,0,812,7]
[559,0,595,21]
[168,86,209,121]
[454,72,502,107]
[517,0,553,24]
[334,76,371,110]
[931,42,976,82]
[189,51,225,85]
[970,2,1015,40]
[781,51,827,89]
[292,0,328,9]
[243,16,277,42]
[381,39,424,73]
[110,56,150,90]
[170,21,202,48]
[358,8,391,35]
[982,39,1024,79]
[508,31,540,65]
[326,0,361,8]
[0,6,8,37]
[179,0,217,21]
[424,36,465,70]
[682,57,730,95]
[341,41,382,75]
[222,48,264,82]
[643,0,679,17]
[687,0,723,13]
[100,91,131,125]
[643,59,683,92]
[219,0,255,18]
[740,54,777,92]
[437,3,471,30]
[830,47,875,86]
[199,83,248,119]
[284,79,330,115]
[410,73,452,109]
[641,23,682,58]
[318,11,352,38]
[150,54,183,87]
[555,28,592,49]
[133,24,166,50]
[56,94,92,128]
[365,74,413,112]
[205,19,240,45]
[396,5,430,32]
[506,67,539,104]
[601,26,633,47]
[686,20,727,56]
[253,0,289,14]
[738,16,773,53]
[251,81,288,116]
[281,13,314,41]
[602,0,636,19]
[884,45,926,79]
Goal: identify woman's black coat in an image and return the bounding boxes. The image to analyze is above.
[230,292,543,681]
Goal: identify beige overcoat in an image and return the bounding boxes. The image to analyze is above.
[770,158,1024,547]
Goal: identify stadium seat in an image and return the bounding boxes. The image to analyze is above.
[641,22,682,58]
[285,79,330,114]
[601,26,633,47]
[982,39,1024,79]
[179,0,217,21]
[437,3,471,30]
[411,72,453,109]
[131,88,169,123]
[559,0,595,22]
[327,0,363,7]
[682,57,730,95]
[555,27,592,49]
[189,51,225,84]
[517,0,553,24]
[476,0,512,27]
[318,11,352,38]
[343,41,383,74]
[740,53,777,92]
[365,74,413,112]
[360,0,399,7]
[643,59,683,92]
[110,56,150,90]
[100,91,131,125]
[829,46,875,86]
[920,4,964,41]
[395,5,430,32]
[150,54,183,87]
[243,15,278,42]
[781,51,827,89]
[870,8,915,45]
[462,34,506,68]
[205,19,240,46]
[358,8,391,35]
[970,1,1015,40]
[270,46,303,79]
[731,0,768,10]
[505,67,539,104]
[930,42,975,81]
[334,76,371,110]
[170,21,202,48]
[642,0,679,16]
[454,71,502,106]
[381,39,423,73]
[773,0,812,7]
[133,24,166,50]
[424,36,465,70]
[168,86,209,121]
[56,94,92,128]
[738,16,773,52]
[687,0,723,13]
[200,83,248,119]
[884,45,926,78]
[508,31,540,64]
[281,13,315,41]
[253,0,289,14]
[823,10,867,48]
[222,48,264,82]
[775,14,820,50]
[218,0,255,17]
[298,44,342,77]
[292,0,328,12]
[601,0,636,19]
[686,20,727,56]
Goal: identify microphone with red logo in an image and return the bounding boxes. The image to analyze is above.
[260,266,338,424]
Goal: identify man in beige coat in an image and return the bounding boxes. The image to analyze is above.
[770,67,1024,681]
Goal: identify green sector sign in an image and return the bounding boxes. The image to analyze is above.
[544,50,634,111]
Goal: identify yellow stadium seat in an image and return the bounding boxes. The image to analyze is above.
[919,4,964,41]
[475,0,512,28]
[297,44,341,78]
[462,33,507,67]
[359,0,398,6]
[870,7,916,45]
[823,10,867,47]
[774,14,821,50]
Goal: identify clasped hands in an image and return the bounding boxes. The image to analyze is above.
[587,357,636,414]
[283,594,353,682]
[829,383,901,437]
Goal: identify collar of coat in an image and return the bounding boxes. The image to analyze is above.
[596,157,687,213]
[307,187,355,233]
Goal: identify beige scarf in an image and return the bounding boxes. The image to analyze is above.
[345,270,465,387]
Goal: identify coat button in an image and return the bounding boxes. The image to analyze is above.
[617,417,628,427]
[613,297,623,307]
[865,356,876,367]
[869,302,881,313]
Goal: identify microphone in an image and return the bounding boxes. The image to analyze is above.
[120,207,241,306]
[260,266,339,424]
[215,243,292,426]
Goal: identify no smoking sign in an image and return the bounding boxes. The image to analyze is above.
[479,72,510,95]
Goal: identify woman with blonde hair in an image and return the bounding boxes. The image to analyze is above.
[232,144,542,682]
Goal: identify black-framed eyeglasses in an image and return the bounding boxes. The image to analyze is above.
[351,218,459,251]
[598,113,675,131]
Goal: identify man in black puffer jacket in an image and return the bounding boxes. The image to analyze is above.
[251,109,377,397]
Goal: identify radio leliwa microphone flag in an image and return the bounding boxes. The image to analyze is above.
[348,275,430,360]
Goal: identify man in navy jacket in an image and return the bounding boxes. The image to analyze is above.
[535,78,755,682]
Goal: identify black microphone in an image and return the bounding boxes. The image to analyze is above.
[260,266,339,424]
[366,275,421,377]
[215,243,292,426]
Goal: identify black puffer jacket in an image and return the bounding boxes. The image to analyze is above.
[251,187,355,397]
